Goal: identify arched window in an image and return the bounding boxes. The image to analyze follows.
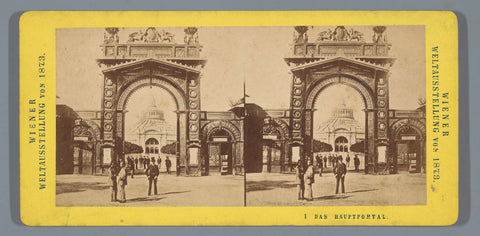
[335,136,348,152]
[145,138,159,154]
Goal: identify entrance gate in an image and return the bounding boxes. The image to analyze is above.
[97,27,206,175]
[285,26,395,173]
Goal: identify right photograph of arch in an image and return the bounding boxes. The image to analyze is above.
[244,25,427,206]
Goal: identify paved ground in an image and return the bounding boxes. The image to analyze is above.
[56,173,244,207]
[246,171,426,206]
[57,170,426,207]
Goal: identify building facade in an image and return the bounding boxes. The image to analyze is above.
[315,104,365,153]
[125,100,176,158]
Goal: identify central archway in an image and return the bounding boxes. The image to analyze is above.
[288,57,391,173]
[100,58,202,175]
[305,75,374,171]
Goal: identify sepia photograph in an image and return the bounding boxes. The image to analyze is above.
[55,25,426,207]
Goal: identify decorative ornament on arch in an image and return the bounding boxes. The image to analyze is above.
[293,99,302,107]
[189,90,198,98]
[104,123,113,132]
[293,110,302,118]
[190,124,198,132]
[104,100,113,108]
[294,77,302,85]
[189,112,198,121]
[105,89,113,97]
[189,101,198,109]
[104,112,113,120]
[293,122,301,130]
[105,78,113,86]
[378,100,386,107]
[294,88,302,96]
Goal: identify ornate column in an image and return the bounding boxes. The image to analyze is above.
[364,109,376,173]
[375,72,390,171]
[290,71,306,164]
[186,73,201,175]
[101,74,117,166]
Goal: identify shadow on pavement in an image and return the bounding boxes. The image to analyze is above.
[246,180,297,192]
[350,189,378,194]
[127,196,165,202]
[314,194,350,200]
[161,191,190,195]
[56,182,109,195]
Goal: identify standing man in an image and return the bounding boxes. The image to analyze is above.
[304,159,315,201]
[108,161,119,202]
[295,161,304,200]
[146,158,160,195]
[165,157,172,174]
[318,155,323,177]
[323,155,327,168]
[354,154,360,172]
[117,160,127,203]
[128,156,135,178]
[134,156,139,170]
[157,156,162,173]
[334,158,347,194]
[346,154,351,168]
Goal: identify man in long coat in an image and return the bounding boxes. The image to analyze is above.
[146,159,160,195]
[295,161,304,200]
[334,158,347,194]
[304,159,315,201]
[117,161,128,203]
[108,161,119,202]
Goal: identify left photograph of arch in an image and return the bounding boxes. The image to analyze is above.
[55,27,246,206]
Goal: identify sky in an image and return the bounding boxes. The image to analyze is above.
[56,26,425,130]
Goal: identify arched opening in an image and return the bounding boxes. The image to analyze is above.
[145,138,159,154]
[123,85,179,173]
[262,128,283,173]
[207,128,234,175]
[309,76,373,172]
[390,121,425,174]
[334,136,348,152]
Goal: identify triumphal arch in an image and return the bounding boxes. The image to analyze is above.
[97,27,209,175]
[284,26,404,173]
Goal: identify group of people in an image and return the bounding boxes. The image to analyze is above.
[107,156,173,203]
[125,155,173,175]
[108,160,128,203]
[314,153,361,172]
[295,155,349,201]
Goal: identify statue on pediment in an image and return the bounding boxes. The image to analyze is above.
[294,26,310,44]
[349,28,365,42]
[159,29,175,43]
[143,27,161,42]
[316,29,333,42]
[127,30,144,43]
[332,26,349,41]
[184,27,199,45]
[126,28,175,43]
[104,27,119,44]
[372,26,387,43]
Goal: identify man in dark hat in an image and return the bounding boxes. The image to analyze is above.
[295,161,304,200]
[146,158,160,195]
[333,157,347,194]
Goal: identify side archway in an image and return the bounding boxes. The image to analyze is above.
[200,120,243,176]
[388,118,426,174]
